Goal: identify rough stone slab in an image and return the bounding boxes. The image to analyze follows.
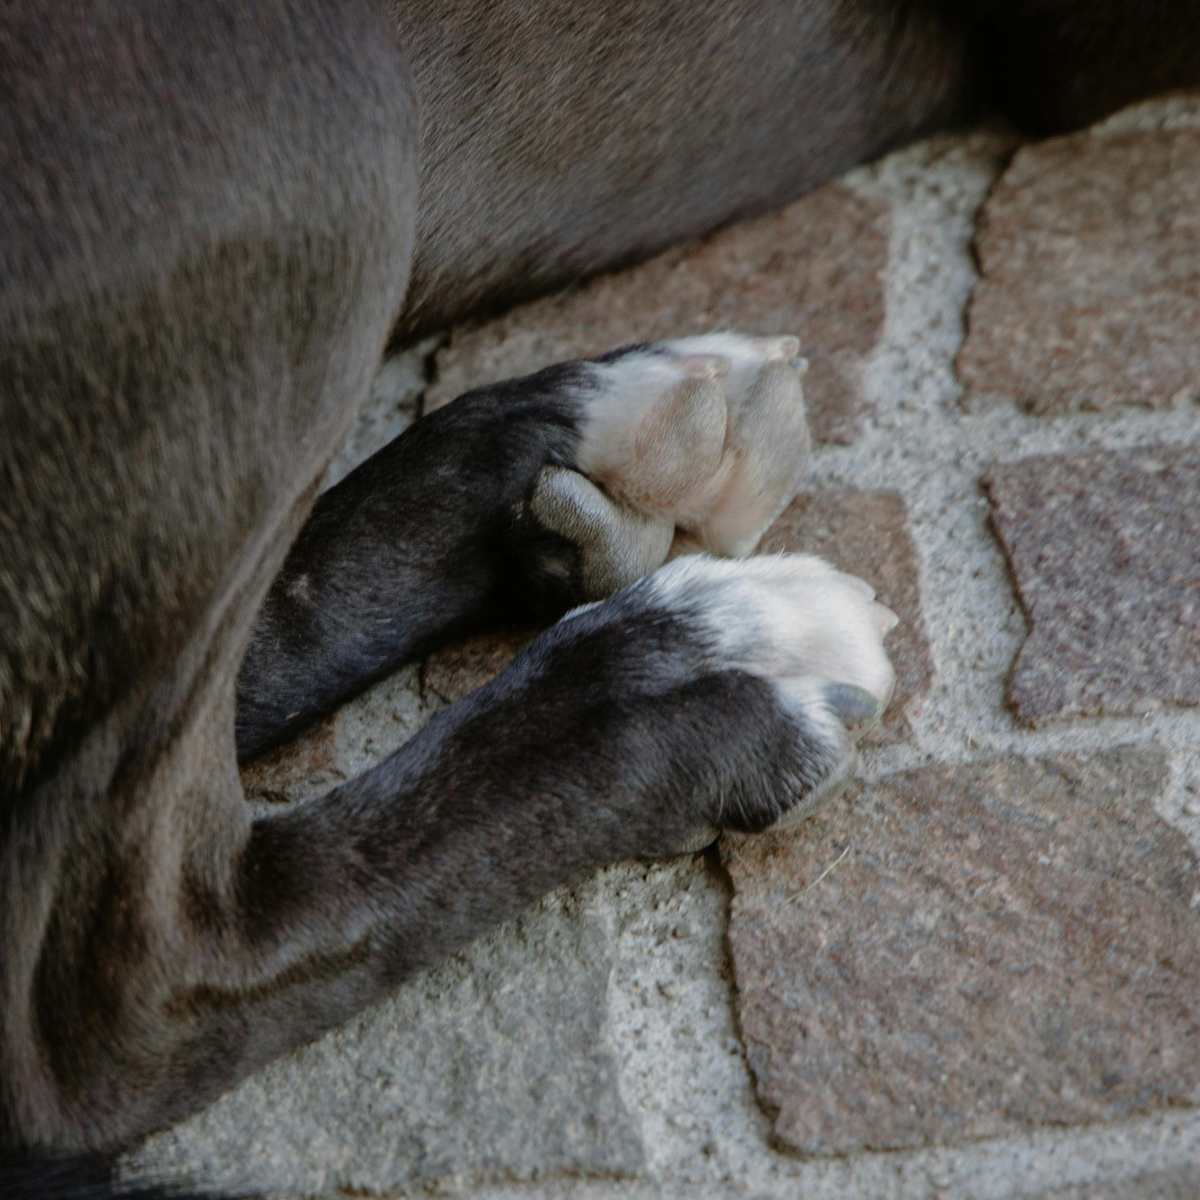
[1017,1165,1200,1200]
[130,893,641,1194]
[958,130,1200,415]
[985,446,1200,725]
[241,665,430,807]
[423,628,538,706]
[757,490,931,744]
[426,183,888,444]
[723,749,1200,1156]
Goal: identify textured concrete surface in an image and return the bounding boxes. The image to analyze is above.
[1019,1163,1200,1200]
[986,446,1200,724]
[133,892,642,1195]
[130,96,1200,1200]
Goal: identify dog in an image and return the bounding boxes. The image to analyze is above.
[2,1,1196,1195]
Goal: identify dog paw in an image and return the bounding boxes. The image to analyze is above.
[530,335,811,599]
[551,552,896,836]
[646,553,895,827]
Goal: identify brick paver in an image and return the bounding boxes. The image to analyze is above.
[986,446,1200,724]
[724,750,1200,1155]
[959,130,1200,415]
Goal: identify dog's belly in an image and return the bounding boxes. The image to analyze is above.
[391,0,969,340]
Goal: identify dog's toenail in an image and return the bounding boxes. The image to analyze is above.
[823,683,881,731]
[873,602,899,635]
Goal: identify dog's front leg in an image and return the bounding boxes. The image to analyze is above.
[64,552,893,1150]
[14,331,889,1152]
[235,336,813,760]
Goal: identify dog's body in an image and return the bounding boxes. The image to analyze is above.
[1,0,1195,1180]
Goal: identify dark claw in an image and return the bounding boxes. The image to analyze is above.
[823,682,881,732]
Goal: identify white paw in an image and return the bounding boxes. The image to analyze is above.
[641,552,896,822]
[529,334,812,601]
[578,334,811,556]
[646,552,893,690]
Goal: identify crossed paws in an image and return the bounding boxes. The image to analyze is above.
[512,333,898,827]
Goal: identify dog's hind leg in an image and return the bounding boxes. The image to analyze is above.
[0,0,419,1153]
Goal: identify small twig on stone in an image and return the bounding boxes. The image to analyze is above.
[788,844,851,902]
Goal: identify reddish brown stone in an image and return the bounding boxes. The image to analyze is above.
[959,130,1200,415]
[422,628,539,705]
[986,446,1200,724]
[427,183,888,444]
[758,491,931,743]
[723,750,1200,1156]
[239,671,432,806]
[241,720,344,805]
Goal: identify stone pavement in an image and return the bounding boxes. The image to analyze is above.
[131,93,1200,1199]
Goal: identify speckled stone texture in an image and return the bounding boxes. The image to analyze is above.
[131,893,643,1194]
[426,182,888,444]
[422,628,538,705]
[757,490,931,743]
[985,446,1200,725]
[723,750,1200,1156]
[958,129,1200,415]
[241,665,430,806]
[1016,1164,1200,1200]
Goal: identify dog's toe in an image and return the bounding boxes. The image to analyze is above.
[529,465,674,599]
[572,333,812,568]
